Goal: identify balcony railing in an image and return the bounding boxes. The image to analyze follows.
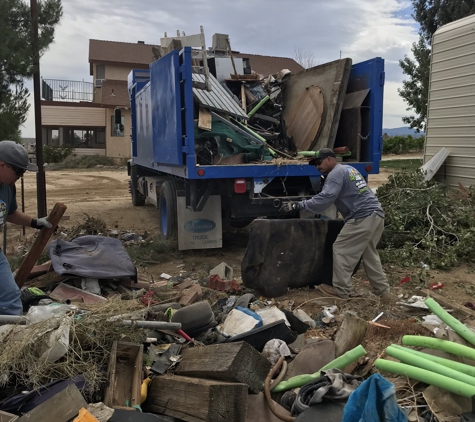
[42,78,93,102]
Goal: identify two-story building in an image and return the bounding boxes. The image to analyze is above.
[40,38,303,161]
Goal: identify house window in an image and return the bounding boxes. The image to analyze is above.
[111,116,124,137]
[95,65,105,87]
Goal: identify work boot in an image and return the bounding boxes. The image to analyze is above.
[318,284,347,299]
[378,290,391,303]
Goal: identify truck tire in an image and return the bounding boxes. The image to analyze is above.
[159,179,183,241]
[130,166,145,206]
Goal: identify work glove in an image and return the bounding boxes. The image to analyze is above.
[280,201,300,213]
[30,217,52,230]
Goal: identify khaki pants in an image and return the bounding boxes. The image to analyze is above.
[332,212,389,298]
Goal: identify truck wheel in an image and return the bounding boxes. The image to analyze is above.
[159,180,183,241]
[130,166,145,206]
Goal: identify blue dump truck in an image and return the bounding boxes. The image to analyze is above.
[126,46,384,250]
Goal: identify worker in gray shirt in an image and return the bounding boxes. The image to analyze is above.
[281,148,390,300]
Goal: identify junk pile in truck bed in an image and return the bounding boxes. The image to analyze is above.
[160,30,359,165]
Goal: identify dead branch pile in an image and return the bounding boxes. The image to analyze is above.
[0,298,145,394]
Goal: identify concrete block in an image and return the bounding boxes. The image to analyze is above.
[209,262,233,280]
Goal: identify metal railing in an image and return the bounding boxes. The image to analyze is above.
[42,78,93,102]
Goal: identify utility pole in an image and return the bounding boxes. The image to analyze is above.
[31,0,47,218]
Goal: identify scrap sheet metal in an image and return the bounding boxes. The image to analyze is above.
[192,73,248,120]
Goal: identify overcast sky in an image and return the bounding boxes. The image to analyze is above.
[21,0,419,137]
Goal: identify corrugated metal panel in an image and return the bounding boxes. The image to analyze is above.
[424,14,475,187]
[42,106,106,126]
[192,73,248,119]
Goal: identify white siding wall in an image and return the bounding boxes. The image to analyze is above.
[424,14,475,187]
[42,105,106,126]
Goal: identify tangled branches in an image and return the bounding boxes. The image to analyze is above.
[377,170,475,269]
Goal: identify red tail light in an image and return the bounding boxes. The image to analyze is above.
[234,179,247,193]
[365,165,372,172]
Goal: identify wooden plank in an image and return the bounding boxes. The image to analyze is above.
[25,271,66,289]
[104,342,143,410]
[145,375,247,422]
[18,384,86,422]
[285,85,325,151]
[241,84,247,111]
[50,283,107,304]
[198,106,212,131]
[175,341,271,393]
[15,203,67,288]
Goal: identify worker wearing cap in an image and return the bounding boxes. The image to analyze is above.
[281,148,390,300]
[0,141,52,315]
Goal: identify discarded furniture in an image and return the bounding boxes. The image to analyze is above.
[104,342,143,410]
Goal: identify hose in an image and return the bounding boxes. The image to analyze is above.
[402,335,475,361]
[140,377,152,404]
[391,344,475,377]
[271,344,366,393]
[375,359,475,397]
[425,298,475,347]
[270,360,288,389]
[264,356,295,422]
[386,345,475,386]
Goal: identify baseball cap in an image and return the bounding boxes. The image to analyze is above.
[308,148,336,166]
[0,141,37,171]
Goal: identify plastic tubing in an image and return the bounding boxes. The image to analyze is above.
[402,335,475,361]
[271,344,366,393]
[425,297,475,347]
[391,344,475,378]
[248,95,270,118]
[375,359,475,397]
[386,345,475,386]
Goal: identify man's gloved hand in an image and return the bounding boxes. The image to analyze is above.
[31,217,52,230]
[280,201,300,213]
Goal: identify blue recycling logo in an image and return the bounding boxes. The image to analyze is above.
[184,219,216,233]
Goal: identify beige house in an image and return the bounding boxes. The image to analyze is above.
[41,39,303,159]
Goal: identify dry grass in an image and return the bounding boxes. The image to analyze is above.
[0,298,146,396]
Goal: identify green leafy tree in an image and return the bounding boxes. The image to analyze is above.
[399,0,475,132]
[0,0,62,140]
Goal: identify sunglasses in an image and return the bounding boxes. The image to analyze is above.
[6,163,26,177]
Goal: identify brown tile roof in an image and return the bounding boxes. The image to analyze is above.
[233,52,304,76]
[100,80,129,106]
[89,39,155,74]
[88,39,303,77]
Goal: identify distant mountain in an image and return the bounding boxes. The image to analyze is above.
[383,127,425,137]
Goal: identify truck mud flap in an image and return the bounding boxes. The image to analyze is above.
[241,219,344,297]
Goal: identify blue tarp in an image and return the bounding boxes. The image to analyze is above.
[342,373,407,422]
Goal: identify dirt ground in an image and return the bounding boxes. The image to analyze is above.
[8,157,475,333]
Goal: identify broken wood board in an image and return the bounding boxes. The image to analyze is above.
[104,342,143,410]
[175,341,271,393]
[334,312,368,358]
[285,85,324,151]
[50,283,107,304]
[282,58,352,151]
[198,106,212,131]
[145,375,247,422]
[25,272,67,289]
[15,203,67,288]
[18,384,86,422]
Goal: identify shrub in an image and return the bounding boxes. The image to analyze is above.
[383,135,425,154]
[43,145,73,163]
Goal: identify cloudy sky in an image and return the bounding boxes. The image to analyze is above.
[22,0,419,136]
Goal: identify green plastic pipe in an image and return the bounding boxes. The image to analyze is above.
[248,95,270,118]
[386,345,475,386]
[271,344,366,393]
[391,344,475,378]
[402,335,475,361]
[232,118,277,158]
[376,359,475,397]
[425,298,475,347]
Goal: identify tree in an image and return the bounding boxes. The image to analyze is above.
[294,47,318,69]
[399,0,475,132]
[0,0,62,140]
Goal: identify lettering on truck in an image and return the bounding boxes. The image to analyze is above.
[184,219,216,233]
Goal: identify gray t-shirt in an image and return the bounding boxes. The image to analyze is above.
[299,164,384,221]
[0,184,18,229]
